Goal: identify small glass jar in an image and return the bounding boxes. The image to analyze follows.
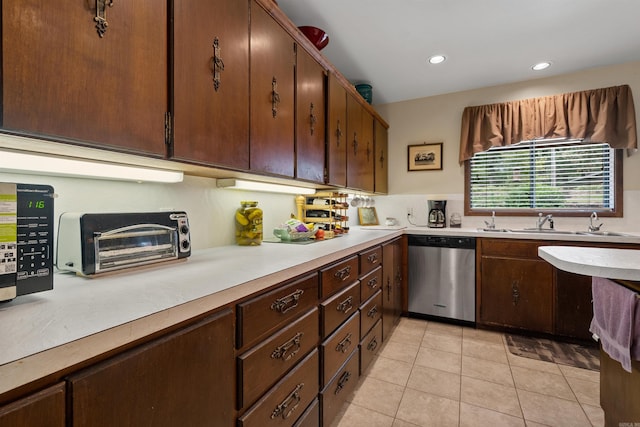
[235,201,263,246]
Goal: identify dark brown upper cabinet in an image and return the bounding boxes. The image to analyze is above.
[326,73,348,187]
[249,1,295,178]
[346,93,374,192]
[374,119,388,194]
[1,1,168,157]
[171,0,250,170]
[295,46,326,184]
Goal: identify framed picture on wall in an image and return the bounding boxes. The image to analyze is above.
[408,142,443,171]
[358,207,379,226]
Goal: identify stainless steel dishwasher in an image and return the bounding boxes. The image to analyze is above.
[408,235,476,324]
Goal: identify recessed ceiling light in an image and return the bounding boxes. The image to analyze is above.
[428,55,446,64]
[532,61,551,71]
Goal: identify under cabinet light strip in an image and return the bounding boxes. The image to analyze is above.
[0,151,184,183]
[216,178,316,195]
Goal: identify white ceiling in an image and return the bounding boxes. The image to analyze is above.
[276,0,640,105]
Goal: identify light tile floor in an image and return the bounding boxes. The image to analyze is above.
[332,317,603,427]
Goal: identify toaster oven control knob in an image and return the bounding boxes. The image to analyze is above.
[180,225,189,235]
[181,239,190,250]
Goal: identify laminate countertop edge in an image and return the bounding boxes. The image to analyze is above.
[538,246,640,282]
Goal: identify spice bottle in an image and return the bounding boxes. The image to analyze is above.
[235,201,263,245]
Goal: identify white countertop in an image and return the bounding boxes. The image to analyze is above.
[0,228,402,395]
[538,246,640,281]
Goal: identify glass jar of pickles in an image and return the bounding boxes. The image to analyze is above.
[235,201,263,245]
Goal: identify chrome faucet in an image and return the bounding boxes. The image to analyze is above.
[588,211,603,232]
[484,211,496,230]
[537,213,554,230]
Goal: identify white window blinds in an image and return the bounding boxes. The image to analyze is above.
[469,140,615,211]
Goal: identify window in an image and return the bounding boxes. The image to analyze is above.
[465,140,622,216]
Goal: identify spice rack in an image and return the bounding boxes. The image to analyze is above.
[296,192,349,237]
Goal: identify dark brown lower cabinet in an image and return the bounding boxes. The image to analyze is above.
[293,399,320,427]
[67,308,234,427]
[320,349,360,427]
[0,383,65,427]
[554,270,594,341]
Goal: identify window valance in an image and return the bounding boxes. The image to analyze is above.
[459,84,637,163]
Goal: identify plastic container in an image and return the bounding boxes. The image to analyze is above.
[235,201,263,245]
[355,84,373,104]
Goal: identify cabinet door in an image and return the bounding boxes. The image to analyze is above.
[250,1,295,177]
[67,309,234,427]
[346,94,374,191]
[0,383,65,427]
[326,74,347,187]
[554,270,593,341]
[295,47,326,183]
[172,0,250,169]
[374,120,388,194]
[1,1,167,156]
[480,257,553,333]
[381,241,396,340]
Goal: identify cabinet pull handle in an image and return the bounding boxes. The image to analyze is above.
[93,0,114,38]
[334,371,351,395]
[336,296,353,315]
[379,149,385,168]
[512,282,520,306]
[366,142,371,161]
[270,383,304,420]
[271,332,304,361]
[309,102,317,135]
[352,133,358,155]
[335,333,352,354]
[386,278,392,302]
[367,277,378,289]
[272,77,280,118]
[211,37,225,91]
[336,120,342,146]
[334,265,352,282]
[271,289,304,314]
[367,305,378,318]
[367,253,379,264]
[367,336,378,351]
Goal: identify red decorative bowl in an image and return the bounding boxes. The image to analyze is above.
[298,26,329,50]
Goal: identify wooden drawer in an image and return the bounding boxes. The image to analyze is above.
[292,398,319,427]
[320,281,360,338]
[360,266,382,302]
[479,238,541,259]
[238,273,319,349]
[238,308,319,410]
[321,311,360,387]
[360,290,382,339]
[360,319,382,374]
[359,246,382,276]
[238,349,319,427]
[320,256,358,298]
[320,349,360,427]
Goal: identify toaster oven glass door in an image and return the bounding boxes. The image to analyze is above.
[94,224,178,273]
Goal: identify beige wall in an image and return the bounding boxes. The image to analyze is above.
[376,61,640,195]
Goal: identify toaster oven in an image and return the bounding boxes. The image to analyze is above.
[56,211,191,276]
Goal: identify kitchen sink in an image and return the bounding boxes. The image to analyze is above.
[477,228,636,238]
[477,228,511,232]
[578,231,634,237]
[511,228,583,235]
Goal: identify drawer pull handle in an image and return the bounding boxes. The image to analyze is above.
[367,277,378,289]
[336,296,353,315]
[512,281,520,306]
[367,336,378,351]
[367,253,379,264]
[367,305,378,318]
[334,265,352,281]
[335,371,351,395]
[271,289,304,314]
[270,383,304,420]
[271,332,304,361]
[335,332,352,354]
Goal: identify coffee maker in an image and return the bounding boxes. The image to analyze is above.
[427,200,447,228]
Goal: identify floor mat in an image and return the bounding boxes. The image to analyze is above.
[504,334,600,371]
